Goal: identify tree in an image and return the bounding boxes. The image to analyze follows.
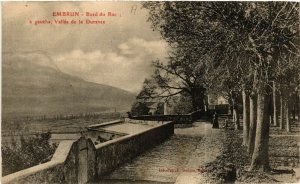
[205,2,299,170]
[241,2,299,170]
[275,56,300,132]
[242,88,250,146]
[247,92,257,155]
[143,1,299,171]
[272,81,278,126]
[279,87,284,130]
[142,2,229,111]
[136,78,194,115]
[151,55,207,111]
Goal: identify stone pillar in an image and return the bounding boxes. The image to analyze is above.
[77,137,95,184]
[78,137,88,184]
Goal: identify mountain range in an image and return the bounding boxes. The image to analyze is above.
[2,52,136,120]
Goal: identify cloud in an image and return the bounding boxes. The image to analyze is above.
[3,2,170,93]
[119,38,166,58]
[55,50,104,71]
[53,38,168,93]
[2,2,163,54]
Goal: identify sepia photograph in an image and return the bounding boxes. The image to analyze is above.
[1,1,300,183]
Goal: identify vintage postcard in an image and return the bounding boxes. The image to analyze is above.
[1,1,300,184]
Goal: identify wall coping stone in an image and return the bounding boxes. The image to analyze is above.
[2,140,75,184]
[95,121,173,150]
[87,119,123,129]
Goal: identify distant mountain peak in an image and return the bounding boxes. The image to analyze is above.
[3,51,61,72]
[2,51,135,119]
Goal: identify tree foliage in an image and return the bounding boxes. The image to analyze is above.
[143,1,299,171]
[130,101,150,116]
[2,132,57,176]
[170,93,194,115]
[143,1,299,92]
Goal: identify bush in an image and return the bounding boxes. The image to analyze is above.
[2,132,57,176]
[131,102,150,116]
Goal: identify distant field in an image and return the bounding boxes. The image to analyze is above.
[2,111,126,145]
[2,111,126,134]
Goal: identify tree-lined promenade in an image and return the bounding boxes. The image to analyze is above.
[137,2,300,172]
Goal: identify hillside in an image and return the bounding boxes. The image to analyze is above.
[2,52,136,120]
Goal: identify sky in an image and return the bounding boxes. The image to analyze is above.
[2,2,168,93]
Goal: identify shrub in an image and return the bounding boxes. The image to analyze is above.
[1,132,57,176]
[131,102,150,116]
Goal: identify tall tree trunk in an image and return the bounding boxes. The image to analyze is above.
[203,96,208,112]
[292,102,295,121]
[298,93,300,121]
[242,89,250,146]
[285,98,291,132]
[233,108,240,130]
[273,81,277,126]
[191,93,198,111]
[191,89,206,111]
[292,93,296,121]
[296,93,300,121]
[232,98,240,130]
[191,90,207,111]
[279,94,284,130]
[248,93,257,154]
[250,91,271,171]
[192,99,197,111]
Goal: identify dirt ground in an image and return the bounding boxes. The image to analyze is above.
[202,118,300,183]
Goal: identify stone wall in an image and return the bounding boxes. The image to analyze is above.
[2,121,174,184]
[94,121,174,179]
[131,110,212,123]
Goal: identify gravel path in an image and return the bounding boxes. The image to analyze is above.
[101,121,224,184]
[175,122,225,184]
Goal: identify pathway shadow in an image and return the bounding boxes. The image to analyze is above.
[269,169,294,175]
[90,179,174,184]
